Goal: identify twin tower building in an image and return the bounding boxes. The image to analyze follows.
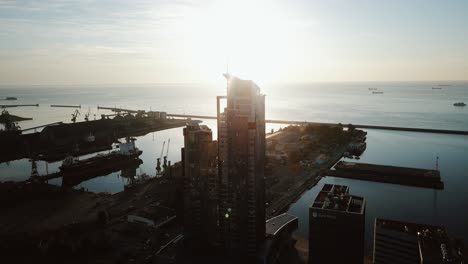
[180,74,266,261]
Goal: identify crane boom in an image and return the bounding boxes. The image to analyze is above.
[71,109,81,123]
[166,138,170,157]
[160,141,166,159]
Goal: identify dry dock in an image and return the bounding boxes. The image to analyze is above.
[327,161,443,189]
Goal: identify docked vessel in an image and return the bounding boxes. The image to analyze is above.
[5,97,17,100]
[59,139,143,174]
[372,91,384,94]
[453,102,466,107]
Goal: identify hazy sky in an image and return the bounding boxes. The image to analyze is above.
[1,0,467,85]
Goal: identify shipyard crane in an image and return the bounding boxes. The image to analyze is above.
[166,138,170,157]
[30,159,39,178]
[156,140,165,174]
[160,140,166,160]
[84,108,91,121]
[163,139,170,169]
[71,109,80,123]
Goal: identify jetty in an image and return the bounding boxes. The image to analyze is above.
[51,104,81,108]
[0,104,39,108]
[327,161,443,189]
[0,110,32,123]
[164,113,468,135]
[1,97,17,100]
[0,108,199,163]
[97,106,141,113]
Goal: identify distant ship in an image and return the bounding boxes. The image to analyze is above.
[453,102,466,107]
[372,91,384,94]
[5,97,17,100]
[59,139,143,174]
[368,88,378,90]
[432,87,442,90]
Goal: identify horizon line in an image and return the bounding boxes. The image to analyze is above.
[1,79,468,88]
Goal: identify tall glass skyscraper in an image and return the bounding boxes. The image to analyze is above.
[217,74,266,257]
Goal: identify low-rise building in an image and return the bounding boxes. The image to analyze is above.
[309,184,366,264]
[373,218,464,264]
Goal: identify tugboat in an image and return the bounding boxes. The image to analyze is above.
[453,102,466,107]
[60,138,143,174]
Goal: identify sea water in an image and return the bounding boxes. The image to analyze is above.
[1,81,467,251]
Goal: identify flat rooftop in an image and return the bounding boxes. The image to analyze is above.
[265,213,298,236]
[375,218,446,235]
[376,218,464,263]
[311,184,365,214]
[186,123,211,132]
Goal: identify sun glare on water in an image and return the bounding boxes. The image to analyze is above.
[180,0,298,84]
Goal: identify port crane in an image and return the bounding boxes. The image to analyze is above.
[163,139,170,169]
[84,108,91,121]
[156,140,166,174]
[71,109,80,123]
[30,159,39,178]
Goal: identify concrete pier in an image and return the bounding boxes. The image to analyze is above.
[327,161,444,189]
[165,113,468,135]
[50,104,81,108]
[97,106,141,113]
[0,104,39,108]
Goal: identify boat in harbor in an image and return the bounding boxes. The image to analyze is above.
[5,97,17,100]
[59,138,143,174]
[372,91,384,94]
[432,87,442,90]
[453,102,466,107]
